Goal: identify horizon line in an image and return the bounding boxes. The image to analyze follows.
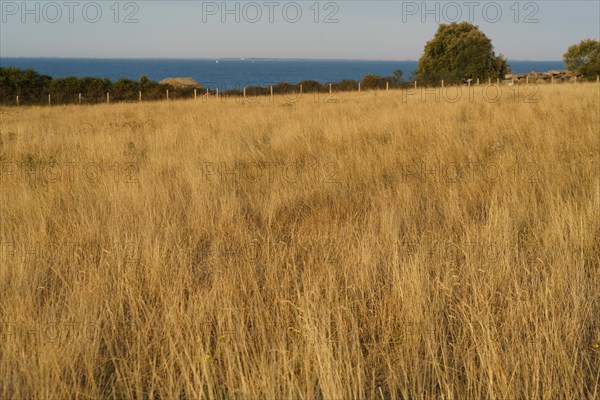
[0,56,565,63]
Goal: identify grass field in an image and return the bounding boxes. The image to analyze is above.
[1,83,599,399]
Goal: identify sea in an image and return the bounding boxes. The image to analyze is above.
[0,58,565,88]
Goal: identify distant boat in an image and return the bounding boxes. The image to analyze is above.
[216,60,219,64]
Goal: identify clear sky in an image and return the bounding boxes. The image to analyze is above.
[1,1,598,60]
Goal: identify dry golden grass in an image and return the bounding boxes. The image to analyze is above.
[0,83,599,399]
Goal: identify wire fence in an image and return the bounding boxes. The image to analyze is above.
[3,75,598,107]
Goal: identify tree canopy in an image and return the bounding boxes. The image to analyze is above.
[563,39,600,79]
[0,67,193,104]
[0,67,415,105]
[416,22,510,84]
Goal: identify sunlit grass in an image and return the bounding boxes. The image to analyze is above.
[1,83,599,399]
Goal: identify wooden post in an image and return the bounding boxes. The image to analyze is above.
[488,78,491,85]
[243,87,246,99]
[551,76,554,84]
[107,92,110,104]
[270,86,273,101]
[476,78,480,86]
[300,84,303,94]
[597,75,599,83]
[329,83,332,94]
[78,93,82,105]
[16,95,19,106]
[358,82,361,92]
[216,88,219,99]
[48,94,51,106]
[386,81,389,91]
[526,76,529,84]
[166,89,169,100]
[468,80,471,88]
[194,88,197,100]
[414,81,417,90]
[496,78,500,85]
[139,91,142,101]
[441,80,444,88]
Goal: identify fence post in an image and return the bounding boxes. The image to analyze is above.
[476,78,480,86]
[107,92,110,104]
[497,78,500,85]
[243,87,246,100]
[166,89,169,100]
[526,76,529,84]
[300,84,303,94]
[79,93,82,105]
[386,81,389,91]
[270,86,273,102]
[441,80,444,88]
[48,94,51,106]
[216,87,219,99]
[358,82,361,92]
[597,75,599,83]
[488,78,491,85]
[414,81,417,90]
[551,76,554,84]
[329,83,332,94]
[16,95,19,106]
[139,91,142,102]
[194,88,197,100]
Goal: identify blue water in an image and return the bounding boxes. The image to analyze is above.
[0,58,565,87]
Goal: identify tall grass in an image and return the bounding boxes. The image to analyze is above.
[1,83,599,399]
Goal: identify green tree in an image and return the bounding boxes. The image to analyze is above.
[360,74,385,90]
[392,69,404,84]
[113,78,140,101]
[274,81,296,94]
[0,67,52,104]
[563,39,600,79]
[298,80,322,92]
[416,22,510,84]
[140,75,150,87]
[50,76,83,103]
[334,79,359,91]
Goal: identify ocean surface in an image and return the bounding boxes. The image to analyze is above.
[0,58,565,87]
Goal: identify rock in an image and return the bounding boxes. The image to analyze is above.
[159,77,202,89]
[505,74,525,80]
[504,69,587,82]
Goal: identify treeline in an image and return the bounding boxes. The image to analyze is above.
[0,67,413,106]
[0,68,189,105]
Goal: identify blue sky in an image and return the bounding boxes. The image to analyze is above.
[1,1,598,60]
